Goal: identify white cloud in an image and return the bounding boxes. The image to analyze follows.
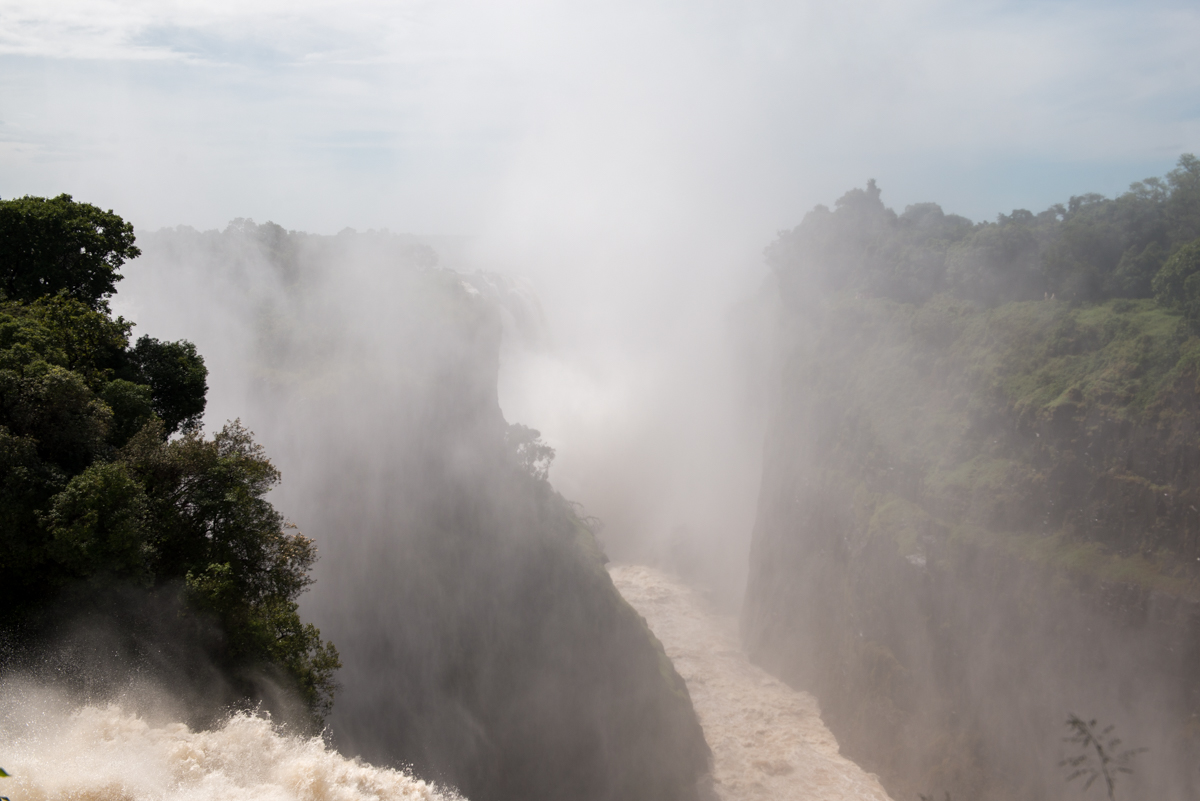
[0,0,1197,233]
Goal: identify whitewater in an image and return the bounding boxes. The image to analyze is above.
[0,688,459,801]
[1,567,888,801]
[609,564,893,801]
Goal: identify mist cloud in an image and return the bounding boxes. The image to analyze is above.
[8,0,1200,617]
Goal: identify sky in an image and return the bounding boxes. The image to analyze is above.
[2,0,1198,241]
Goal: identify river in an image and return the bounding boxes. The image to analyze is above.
[1,565,889,801]
[609,563,894,801]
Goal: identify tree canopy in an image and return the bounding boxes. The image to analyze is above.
[767,154,1200,319]
[0,196,337,725]
[0,194,140,309]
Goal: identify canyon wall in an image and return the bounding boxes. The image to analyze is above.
[743,292,1200,801]
[120,224,712,801]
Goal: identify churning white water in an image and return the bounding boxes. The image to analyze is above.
[610,564,893,801]
[0,689,459,801]
[3,567,889,801]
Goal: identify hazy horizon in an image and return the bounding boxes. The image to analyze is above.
[3,0,1199,238]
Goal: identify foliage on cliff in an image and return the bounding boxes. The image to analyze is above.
[763,157,1200,587]
[745,155,1200,801]
[787,294,1200,583]
[0,195,338,726]
[769,154,1200,313]
[0,194,139,310]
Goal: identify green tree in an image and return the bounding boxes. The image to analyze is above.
[0,195,337,726]
[27,293,132,386]
[42,461,152,585]
[505,423,556,481]
[765,154,1200,310]
[125,420,341,720]
[1151,238,1200,326]
[1,361,112,474]
[948,207,1054,304]
[1108,241,1164,298]
[99,379,155,447]
[1165,153,1200,244]
[0,194,139,309]
[127,336,207,435]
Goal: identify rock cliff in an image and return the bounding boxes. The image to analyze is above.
[743,180,1200,799]
[127,224,711,801]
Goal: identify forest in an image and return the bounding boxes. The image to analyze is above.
[0,194,338,726]
[770,154,1200,315]
[763,154,1200,565]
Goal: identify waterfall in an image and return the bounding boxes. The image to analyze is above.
[0,685,460,801]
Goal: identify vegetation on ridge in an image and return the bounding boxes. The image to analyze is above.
[0,194,339,726]
[743,155,1200,801]
[770,154,1200,316]
[764,155,1200,589]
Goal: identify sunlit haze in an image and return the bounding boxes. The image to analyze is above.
[3,3,1200,799]
[6,2,1197,577]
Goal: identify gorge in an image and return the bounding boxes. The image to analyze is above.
[4,153,1200,801]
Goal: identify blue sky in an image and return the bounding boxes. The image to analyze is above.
[1,0,1197,243]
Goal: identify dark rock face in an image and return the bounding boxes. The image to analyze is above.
[742,295,1200,801]
[299,284,708,801]
[131,226,711,801]
[308,386,709,799]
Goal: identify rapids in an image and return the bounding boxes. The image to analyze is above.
[0,690,459,801]
[2,566,890,801]
[609,564,893,801]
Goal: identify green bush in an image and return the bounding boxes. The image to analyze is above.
[1152,239,1200,327]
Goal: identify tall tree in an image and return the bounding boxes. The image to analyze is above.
[0,194,139,309]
